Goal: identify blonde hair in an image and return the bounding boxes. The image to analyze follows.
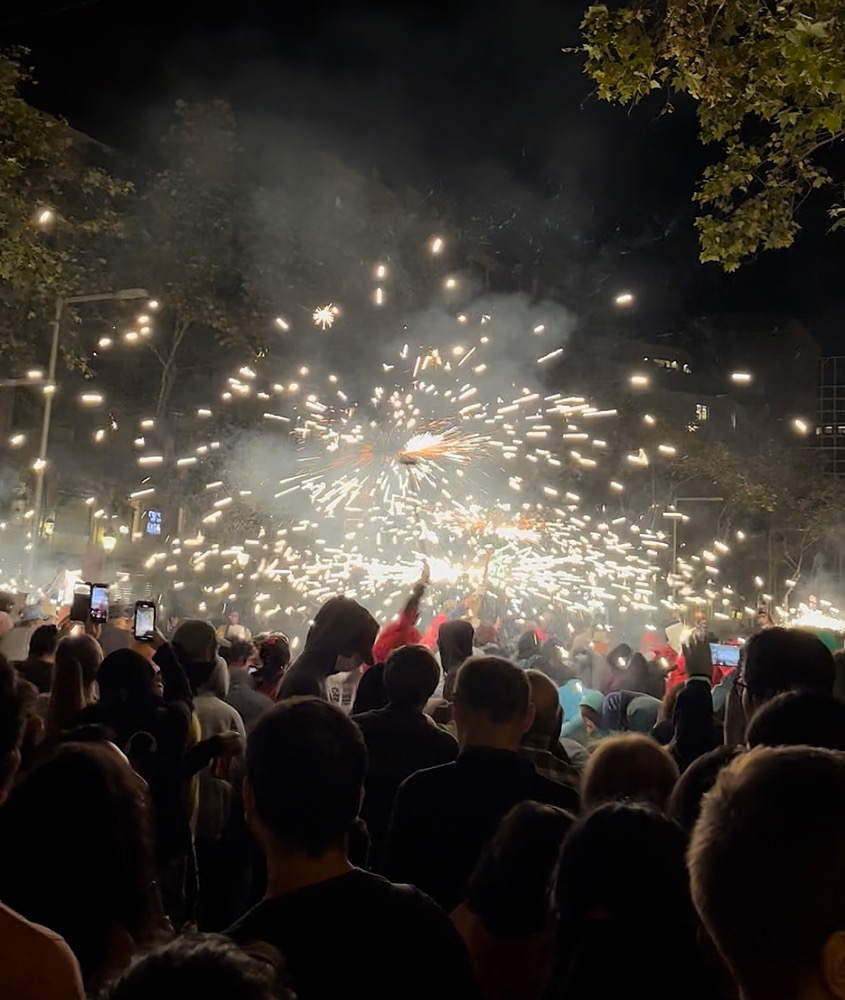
[582,733,679,812]
[45,635,103,739]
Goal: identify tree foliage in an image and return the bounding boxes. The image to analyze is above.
[576,1,845,269]
[0,49,131,363]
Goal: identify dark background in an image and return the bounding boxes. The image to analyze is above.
[3,0,844,349]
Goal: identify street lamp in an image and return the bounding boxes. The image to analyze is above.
[29,288,150,582]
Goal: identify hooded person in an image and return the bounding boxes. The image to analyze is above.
[277,596,379,703]
[438,619,475,701]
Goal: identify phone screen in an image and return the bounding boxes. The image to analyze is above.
[134,602,156,641]
[710,642,741,668]
[90,584,109,623]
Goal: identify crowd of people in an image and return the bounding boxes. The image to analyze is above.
[0,583,844,1000]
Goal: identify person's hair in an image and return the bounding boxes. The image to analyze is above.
[383,644,440,709]
[0,741,156,983]
[466,801,574,937]
[46,635,104,739]
[551,802,706,998]
[742,627,834,707]
[28,623,59,658]
[0,656,23,789]
[453,656,530,724]
[258,633,291,673]
[668,745,744,832]
[746,689,845,751]
[226,639,255,667]
[524,669,562,738]
[97,649,156,706]
[98,934,283,1000]
[247,698,365,856]
[582,733,679,811]
[172,619,218,662]
[690,747,845,1000]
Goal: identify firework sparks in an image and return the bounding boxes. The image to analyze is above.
[312,304,339,330]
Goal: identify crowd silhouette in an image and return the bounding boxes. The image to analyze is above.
[0,582,842,1000]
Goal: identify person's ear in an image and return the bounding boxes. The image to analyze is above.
[822,929,845,999]
[522,703,536,735]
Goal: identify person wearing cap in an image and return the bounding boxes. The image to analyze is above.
[0,604,47,666]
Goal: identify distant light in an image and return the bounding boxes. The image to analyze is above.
[9,434,25,447]
[615,292,635,306]
[32,458,46,472]
[26,369,43,381]
[533,324,545,335]
[630,374,650,389]
[137,314,150,325]
[148,299,160,310]
[37,208,54,226]
[731,371,753,385]
[274,316,290,332]
[792,418,810,435]
[610,481,624,492]
[658,444,676,456]
[138,455,164,466]
[643,413,656,427]
[444,277,458,290]
[754,576,764,588]
[124,331,138,343]
[93,428,106,443]
[98,337,113,349]
[140,419,155,429]
[736,530,746,541]
[430,236,444,254]
[374,287,384,306]
[79,392,103,406]
[375,263,387,279]
[197,408,212,418]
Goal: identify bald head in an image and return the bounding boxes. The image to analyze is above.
[525,669,562,741]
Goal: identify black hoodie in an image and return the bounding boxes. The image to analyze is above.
[277,596,378,702]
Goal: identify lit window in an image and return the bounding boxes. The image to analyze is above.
[696,404,709,421]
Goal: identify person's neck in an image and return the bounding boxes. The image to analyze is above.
[264,845,352,897]
[460,731,520,752]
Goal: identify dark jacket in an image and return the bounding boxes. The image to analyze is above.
[383,747,579,911]
[227,869,481,1000]
[438,619,475,701]
[277,596,378,702]
[226,670,272,731]
[352,705,458,870]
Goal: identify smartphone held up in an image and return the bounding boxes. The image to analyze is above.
[134,601,156,642]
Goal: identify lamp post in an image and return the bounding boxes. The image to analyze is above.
[28,288,149,582]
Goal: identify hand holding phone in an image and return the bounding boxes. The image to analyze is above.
[134,601,157,642]
[90,584,109,624]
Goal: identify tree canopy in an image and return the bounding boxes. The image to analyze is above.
[0,50,131,364]
[576,1,845,270]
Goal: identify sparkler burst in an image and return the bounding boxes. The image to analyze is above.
[312,304,339,330]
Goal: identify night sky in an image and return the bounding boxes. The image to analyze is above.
[4,0,844,349]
